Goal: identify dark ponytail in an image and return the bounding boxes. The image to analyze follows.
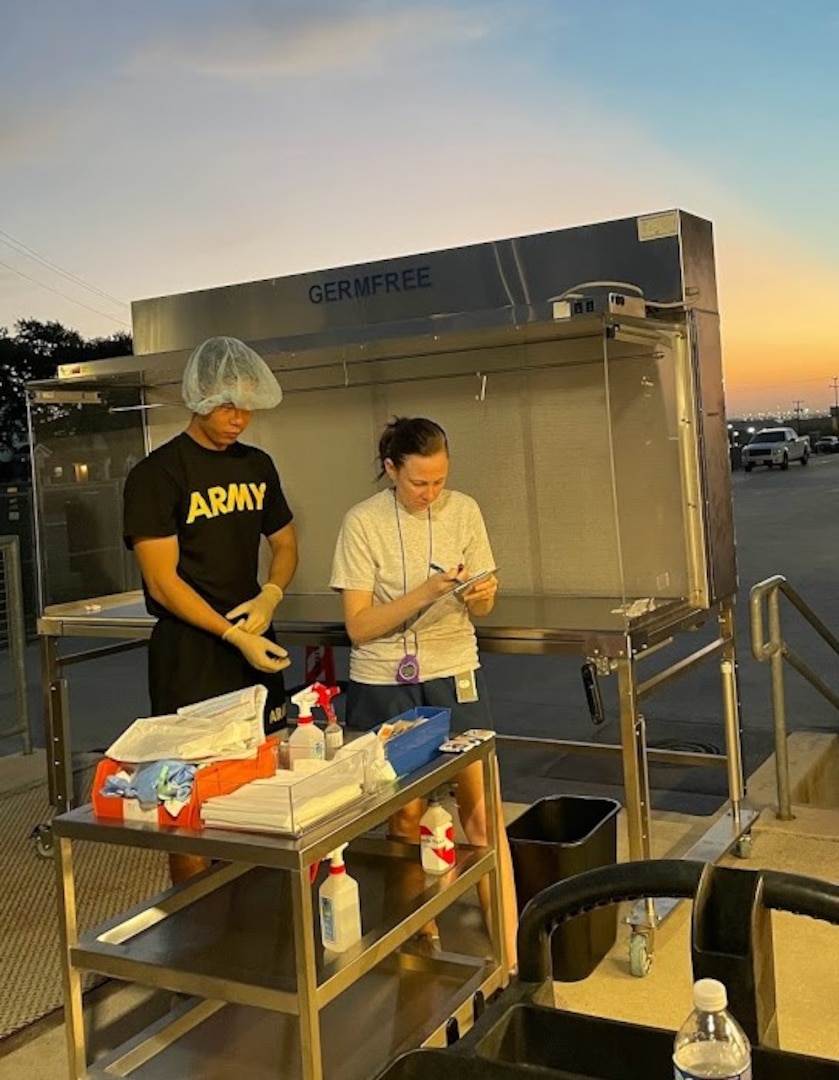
[377,417,448,479]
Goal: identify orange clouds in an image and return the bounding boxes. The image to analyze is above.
[716,228,839,412]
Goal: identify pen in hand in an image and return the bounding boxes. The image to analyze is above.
[430,562,463,575]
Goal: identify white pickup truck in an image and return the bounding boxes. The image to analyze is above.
[741,427,810,472]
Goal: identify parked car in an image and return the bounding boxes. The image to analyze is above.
[815,435,839,454]
[741,427,810,472]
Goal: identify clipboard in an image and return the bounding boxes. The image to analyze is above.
[450,568,495,596]
[411,569,497,630]
[428,568,496,607]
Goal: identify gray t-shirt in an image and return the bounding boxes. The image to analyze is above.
[330,488,495,685]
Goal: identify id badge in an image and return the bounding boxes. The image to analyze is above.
[454,670,478,704]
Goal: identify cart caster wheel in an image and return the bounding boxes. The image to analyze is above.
[30,823,54,859]
[734,834,753,859]
[629,932,653,978]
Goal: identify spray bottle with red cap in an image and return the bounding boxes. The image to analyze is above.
[311,681,343,760]
[419,789,456,875]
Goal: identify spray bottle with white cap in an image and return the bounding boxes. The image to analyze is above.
[318,843,362,953]
[288,685,325,766]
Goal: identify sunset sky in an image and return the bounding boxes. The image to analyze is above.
[2,0,837,415]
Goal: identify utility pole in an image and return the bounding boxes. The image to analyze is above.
[792,399,804,433]
[831,378,839,433]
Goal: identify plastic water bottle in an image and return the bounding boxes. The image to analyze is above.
[673,979,752,1079]
[419,793,456,875]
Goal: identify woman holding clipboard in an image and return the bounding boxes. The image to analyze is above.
[330,416,517,968]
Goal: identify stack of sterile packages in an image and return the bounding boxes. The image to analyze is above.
[200,729,400,836]
[201,747,365,836]
[94,686,274,827]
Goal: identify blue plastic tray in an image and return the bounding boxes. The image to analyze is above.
[376,707,451,777]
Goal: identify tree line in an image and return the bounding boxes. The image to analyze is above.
[0,319,132,475]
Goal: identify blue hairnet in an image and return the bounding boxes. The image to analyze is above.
[182,336,283,414]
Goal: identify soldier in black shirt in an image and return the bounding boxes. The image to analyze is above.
[123,337,297,878]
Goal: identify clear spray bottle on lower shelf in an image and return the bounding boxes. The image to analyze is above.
[419,790,456,875]
[673,978,752,1079]
[319,844,362,954]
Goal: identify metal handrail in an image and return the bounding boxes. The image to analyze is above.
[750,574,839,820]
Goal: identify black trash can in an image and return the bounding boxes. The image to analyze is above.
[507,795,621,981]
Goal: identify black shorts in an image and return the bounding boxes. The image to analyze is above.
[345,671,492,734]
[148,617,287,734]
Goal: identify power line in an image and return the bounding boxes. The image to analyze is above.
[0,256,130,329]
[0,228,129,311]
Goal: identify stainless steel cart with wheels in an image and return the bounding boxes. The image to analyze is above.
[52,738,508,1080]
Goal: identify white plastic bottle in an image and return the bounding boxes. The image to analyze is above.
[673,978,752,1079]
[288,686,325,766]
[324,718,343,760]
[419,793,456,875]
[312,681,343,759]
[319,844,362,953]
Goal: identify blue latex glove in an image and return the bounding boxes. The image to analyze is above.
[157,761,197,803]
[101,760,197,808]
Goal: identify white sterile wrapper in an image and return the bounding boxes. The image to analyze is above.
[106,686,267,763]
[335,731,396,790]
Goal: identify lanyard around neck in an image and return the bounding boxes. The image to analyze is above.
[393,490,433,647]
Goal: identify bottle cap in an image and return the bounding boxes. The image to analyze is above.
[291,686,318,719]
[328,843,348,871]
[693,978,727,1012]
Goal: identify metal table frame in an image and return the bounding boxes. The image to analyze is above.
[53,739,506,1079]
[38,589,757,969]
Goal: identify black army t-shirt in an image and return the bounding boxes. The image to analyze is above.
[123,433,293,619]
